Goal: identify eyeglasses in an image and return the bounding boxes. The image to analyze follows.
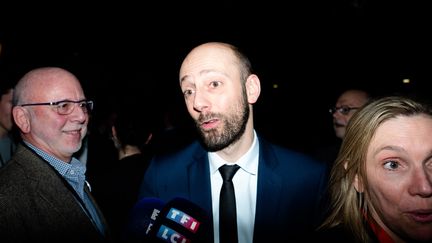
[19,99,94,115]
[329,106,360,115]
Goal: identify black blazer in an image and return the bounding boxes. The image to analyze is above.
[0,143,111,243]
[139,136,329,243]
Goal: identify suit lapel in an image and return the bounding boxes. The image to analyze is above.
[15,145,94,227]
[188,145,212,213]
[255,140,282,225]
[84,184,112,237]
[186,144,215,243]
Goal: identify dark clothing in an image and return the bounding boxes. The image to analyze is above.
[84,132,118,186]
[0,144,111,243]
[139,136,329,242]
[313,225,362,242]
[151,123,198,155]
[310,140,342,166]
[0,135,17,167]
[93,153,152,242]
[313,224,381,243]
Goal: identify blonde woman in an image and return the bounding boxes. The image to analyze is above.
[317,96,432,242]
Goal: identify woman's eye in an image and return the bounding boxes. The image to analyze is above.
[383,160,399,170]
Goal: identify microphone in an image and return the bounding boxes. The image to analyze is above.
[124,197,165,242]
[149,197,211,243]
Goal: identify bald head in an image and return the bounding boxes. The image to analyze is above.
[333,89,371,139]
[180,42,252,85]
[338,89,370,106]
[12,67,88,162]
[13,67,82,106]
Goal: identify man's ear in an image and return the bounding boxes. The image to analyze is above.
[13,106,31,133]
[245,74,261,104]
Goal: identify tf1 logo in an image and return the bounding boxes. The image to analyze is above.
[155,207,201,243]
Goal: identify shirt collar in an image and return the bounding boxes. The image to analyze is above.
[23,141,86,176]
[209,130,259,175]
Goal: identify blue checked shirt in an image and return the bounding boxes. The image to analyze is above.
[24,141,106,236]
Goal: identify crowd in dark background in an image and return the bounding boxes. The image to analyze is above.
[1,1,431,153]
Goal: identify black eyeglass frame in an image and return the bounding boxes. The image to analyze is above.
[19,99,94,115]
[329,105,360,115]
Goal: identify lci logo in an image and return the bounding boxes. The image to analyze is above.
[155,207,201,243]
[156,225,190,243]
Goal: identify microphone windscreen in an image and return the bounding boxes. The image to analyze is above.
[124,197,165,241]
[151,197,211,243]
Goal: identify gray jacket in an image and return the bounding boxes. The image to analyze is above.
[0,143,111,243]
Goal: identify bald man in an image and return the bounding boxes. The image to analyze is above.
[331,89,371,139]
[0,67,111,242]
[139,42,329,243]
[313,89,371,165]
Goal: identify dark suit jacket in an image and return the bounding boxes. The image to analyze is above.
[0,143,111,243]
[139,136,329,243]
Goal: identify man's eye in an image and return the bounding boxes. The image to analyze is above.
[58,102,69,109]
[210,81,221,88]
[183,90,194,96]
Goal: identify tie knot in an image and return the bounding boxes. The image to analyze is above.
[219,164,240,181]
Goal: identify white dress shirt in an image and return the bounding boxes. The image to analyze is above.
[209,131,259,243]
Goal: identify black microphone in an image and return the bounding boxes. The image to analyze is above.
[149,197,211,243]
[124,197,165,242]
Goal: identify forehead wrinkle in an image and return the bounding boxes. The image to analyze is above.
[199,69,228,78]
[372,145,405,157]
[181,69,228,84]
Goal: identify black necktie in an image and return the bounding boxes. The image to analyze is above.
[219,164,240,243]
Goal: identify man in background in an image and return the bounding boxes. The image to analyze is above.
[0,77,16,166]
[313,88,371,165]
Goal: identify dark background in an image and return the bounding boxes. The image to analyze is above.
[1,1,431,153]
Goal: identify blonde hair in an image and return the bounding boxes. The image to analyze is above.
[319,95,432,242]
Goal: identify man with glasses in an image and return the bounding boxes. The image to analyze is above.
[313,88,371,165]
[330,89,371,140]
[0,67,111,243]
